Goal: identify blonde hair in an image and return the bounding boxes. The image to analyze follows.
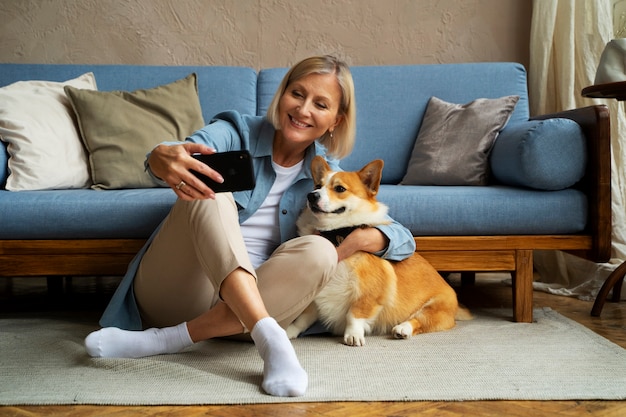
[266,55,356,159]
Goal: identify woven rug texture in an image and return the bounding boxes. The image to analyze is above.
[1,307,625,405]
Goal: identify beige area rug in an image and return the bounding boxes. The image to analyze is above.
[1,308,625,405]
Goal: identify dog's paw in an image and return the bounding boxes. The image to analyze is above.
[392,322,413,339]
[343,325,366,346]
[344,317,367,346]
[344,333,366,346]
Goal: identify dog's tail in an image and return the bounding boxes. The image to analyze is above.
[455,304,473,321]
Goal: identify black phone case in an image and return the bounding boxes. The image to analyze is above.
[191,151,255,192]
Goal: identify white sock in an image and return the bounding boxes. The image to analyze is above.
[84,322,194,358]
[250,317,308,397]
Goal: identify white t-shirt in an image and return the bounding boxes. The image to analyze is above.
[240,159,303,269]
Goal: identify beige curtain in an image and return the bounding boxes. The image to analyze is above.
[529,0,626,300]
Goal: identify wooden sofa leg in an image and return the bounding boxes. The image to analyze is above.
[46,276,64,295]
[461,272,476,286]
[513,250,533,323]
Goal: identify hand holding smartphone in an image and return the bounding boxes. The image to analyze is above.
[191,150,255,193]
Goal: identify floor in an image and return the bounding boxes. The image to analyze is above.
[1,273,625,416]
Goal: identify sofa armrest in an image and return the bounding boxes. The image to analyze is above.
[491,118,587,190]
[532,105,611,262]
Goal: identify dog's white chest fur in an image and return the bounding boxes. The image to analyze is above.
[313,262,358,335]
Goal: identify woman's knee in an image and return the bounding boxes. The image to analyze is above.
[293,235,338,280]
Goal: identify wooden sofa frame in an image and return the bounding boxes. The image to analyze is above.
[0,105,612,323]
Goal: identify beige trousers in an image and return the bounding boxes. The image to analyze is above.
[133,194,338,330]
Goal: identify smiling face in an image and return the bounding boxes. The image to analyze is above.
[277,73,344,147]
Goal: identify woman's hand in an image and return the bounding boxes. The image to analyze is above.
[148,143,225,201]
[336,227,389,262]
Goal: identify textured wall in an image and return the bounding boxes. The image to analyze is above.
[0,0,531,69]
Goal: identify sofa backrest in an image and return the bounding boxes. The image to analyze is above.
[0,63,258,123]
[0,62,530,187]
[258,62,530,184]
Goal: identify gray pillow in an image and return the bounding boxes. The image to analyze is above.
[401,95,519,186]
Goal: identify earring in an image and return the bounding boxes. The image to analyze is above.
[329,130,334,139]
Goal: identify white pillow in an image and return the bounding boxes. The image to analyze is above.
[0,72,97,191]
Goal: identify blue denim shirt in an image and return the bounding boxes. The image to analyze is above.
[99,111,416,330]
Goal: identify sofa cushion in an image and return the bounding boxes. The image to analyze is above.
[490,118,587,190]
[400,95,519,186]
[381,185,587,236]
[0,185,587,239]
[65,73,205,189]
[0,188,177,239]
[0,72,96,191]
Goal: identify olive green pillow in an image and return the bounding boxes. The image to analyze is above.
[65,73,205,189]
[401,95,519,186]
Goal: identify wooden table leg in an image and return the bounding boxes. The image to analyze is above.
[591,260,626,316]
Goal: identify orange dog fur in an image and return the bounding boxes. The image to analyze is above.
[287,156,472,346]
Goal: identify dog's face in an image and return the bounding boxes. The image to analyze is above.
[303,156,386,229]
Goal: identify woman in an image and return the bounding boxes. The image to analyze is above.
[85,55,416,397]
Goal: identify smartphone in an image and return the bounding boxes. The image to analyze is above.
[191,150,255,192]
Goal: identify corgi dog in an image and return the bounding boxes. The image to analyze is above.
[287,156,471,346]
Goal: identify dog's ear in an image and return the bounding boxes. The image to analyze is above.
[311,156,331,183]
[358,159,384,195]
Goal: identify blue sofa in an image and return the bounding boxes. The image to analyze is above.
[0,62,611,322]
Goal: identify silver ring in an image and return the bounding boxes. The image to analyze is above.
[175,180,186,190]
